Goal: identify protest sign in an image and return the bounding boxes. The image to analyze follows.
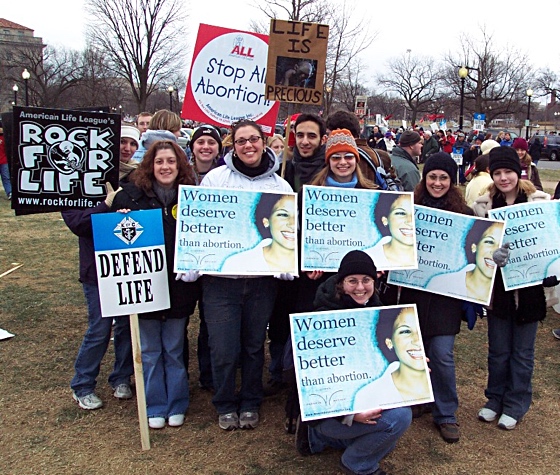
[388,206,505,306]
[488,200,560,291]
[301,186,416,271]
[181,24,280,134]
[92,209,170,317]
[265,19,329,105]
[291,304,433,421]
[11,106,120,215]
[174,186,297,275]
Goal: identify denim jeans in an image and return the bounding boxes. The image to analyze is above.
[140,317,189,418]
[0,163,11,197]
[308,407,412,474]
[423,334,458,424]
[71,283,133,397]
[484,315,538,421]
[202,276,278,414]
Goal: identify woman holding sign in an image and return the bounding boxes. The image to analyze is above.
[112,140,200,429]
[472,146,550,430]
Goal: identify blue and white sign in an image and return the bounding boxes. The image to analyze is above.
[388,206,505,305]
[489,200,560,291]
[92,209,170,317]
[174,186,298,275]
[291,305,433,421]
[302,186,416,271]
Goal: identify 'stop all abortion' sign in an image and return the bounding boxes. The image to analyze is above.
[181,24,280,134]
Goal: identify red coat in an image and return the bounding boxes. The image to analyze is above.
[0,134,7,166]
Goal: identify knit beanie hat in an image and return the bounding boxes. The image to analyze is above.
[121,125,140,147]
[480,139,500,155]
[489,146,521,177]
[398,130,421,147]
[422,152,458,184]
[512,137,528,151]
[325,129,359,163]
[337,250,377,283]
[189,125,223,153]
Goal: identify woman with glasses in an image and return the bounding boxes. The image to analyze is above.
[198,119,293,431]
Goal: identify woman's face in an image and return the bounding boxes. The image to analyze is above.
[234,125,264,168]
[515,148,527,160]
[329,152,357,183]
[425,170,451,199]
[193,136,220,164]
[473,223,501,278]
[492,168,518,195]
[263,195,296,250]
[386,308,424,371]
[381,195,414,246]
[120,137,138,163]
[153,148,179,188]
[269,138,284,156]
[342,274,375,305]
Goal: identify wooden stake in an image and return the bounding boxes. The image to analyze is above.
[129,313,150,450]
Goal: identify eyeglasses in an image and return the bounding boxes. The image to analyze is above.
[234,135,261,146]
[343,277,374,287]
[330,153,355,162]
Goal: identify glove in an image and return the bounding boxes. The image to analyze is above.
[175,270,200,282]
[543,276,559,287]
[273,273,297,281]
[104,182,121,207]
[492,242,511,268]
[462,301,484,330]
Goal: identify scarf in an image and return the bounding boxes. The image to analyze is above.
[152,181,177,207]
[291,144,327,189]
[421,194,449,210]
[232,152,271,178]
[325,173,358,188]
[119,160,138,181]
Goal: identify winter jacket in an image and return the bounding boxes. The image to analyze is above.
[421,136,439,162]
[284,145,326,192]
[314,274,383,311]
[390,146,421,192]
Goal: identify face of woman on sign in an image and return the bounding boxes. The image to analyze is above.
[386,308,424,372]
[233,125,265,168]
[342,274,375,305]
[263,195,296,251]
[473,223,501,279]
[382,195,414,246]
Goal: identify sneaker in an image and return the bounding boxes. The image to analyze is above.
[239,411,259,429]
[263,379,287,397]
[478,407,498,422]
[218,412,239,430]
[148,417,166,429]
[498,414,517,430]
[435,422,460,443]
[113,383,133,399]
[295,416,312,456]
[73,392,103,410]
[168,414,185,427]
[552,329,560,340]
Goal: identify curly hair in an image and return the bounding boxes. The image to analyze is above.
[375,307,403,363]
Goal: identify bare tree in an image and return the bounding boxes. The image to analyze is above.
[333,58,369,112]
[85,0,187,112]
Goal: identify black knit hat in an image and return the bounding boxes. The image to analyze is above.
[337,250,377,283]
[189,125,223,153]
[399,130,421,147]
[422,152,458,184]
[489,146,521,177]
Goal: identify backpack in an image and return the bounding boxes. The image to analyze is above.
[357,148,404,192]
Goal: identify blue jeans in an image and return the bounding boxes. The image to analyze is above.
[484,315,538,421]
[423,335,458,424]
[202,276,278,414]
[308,407,412,474]
[0,163,11,197]
[140,318,189,418]
[71,283,133,397]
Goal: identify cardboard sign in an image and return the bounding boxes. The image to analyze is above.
[302,186,416,271]
[11,107,120,215]
[92,209,170,318]
[265,20,329,105]
[291,305,433,421]
[174,186,298,275]
[489,200,560,291]
[181,24,280,134]
[388,206,505,306]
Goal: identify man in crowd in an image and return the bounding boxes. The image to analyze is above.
[453,132,470,185]
[391,130,422,191]
[421,130,439,164]
[135,112,152,135]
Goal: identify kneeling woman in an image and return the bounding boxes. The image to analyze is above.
[112,140,200,429]
[297,250,412,475]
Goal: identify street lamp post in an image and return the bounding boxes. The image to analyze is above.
[526,89,533,140]
[22,68,30,106]
[458,66,468,130]
[167,86,174,111]
[12,84,18,105]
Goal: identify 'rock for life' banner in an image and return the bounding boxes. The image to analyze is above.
[10,107,120,215]
[92,209,170,318]
[291,305,433,421]
[174,186,298,275]
[388,206,505,306]
[181,24,280,134]
[301,186,416,271]
[489,200,560,291]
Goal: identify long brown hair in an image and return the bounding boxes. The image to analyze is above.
[488,178,536,200]
[414,179,468,212]
[131,140,195,192]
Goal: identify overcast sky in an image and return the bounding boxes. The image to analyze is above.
[4,0,560,97]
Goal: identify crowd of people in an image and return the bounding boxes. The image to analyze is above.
[59,108,559,475]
